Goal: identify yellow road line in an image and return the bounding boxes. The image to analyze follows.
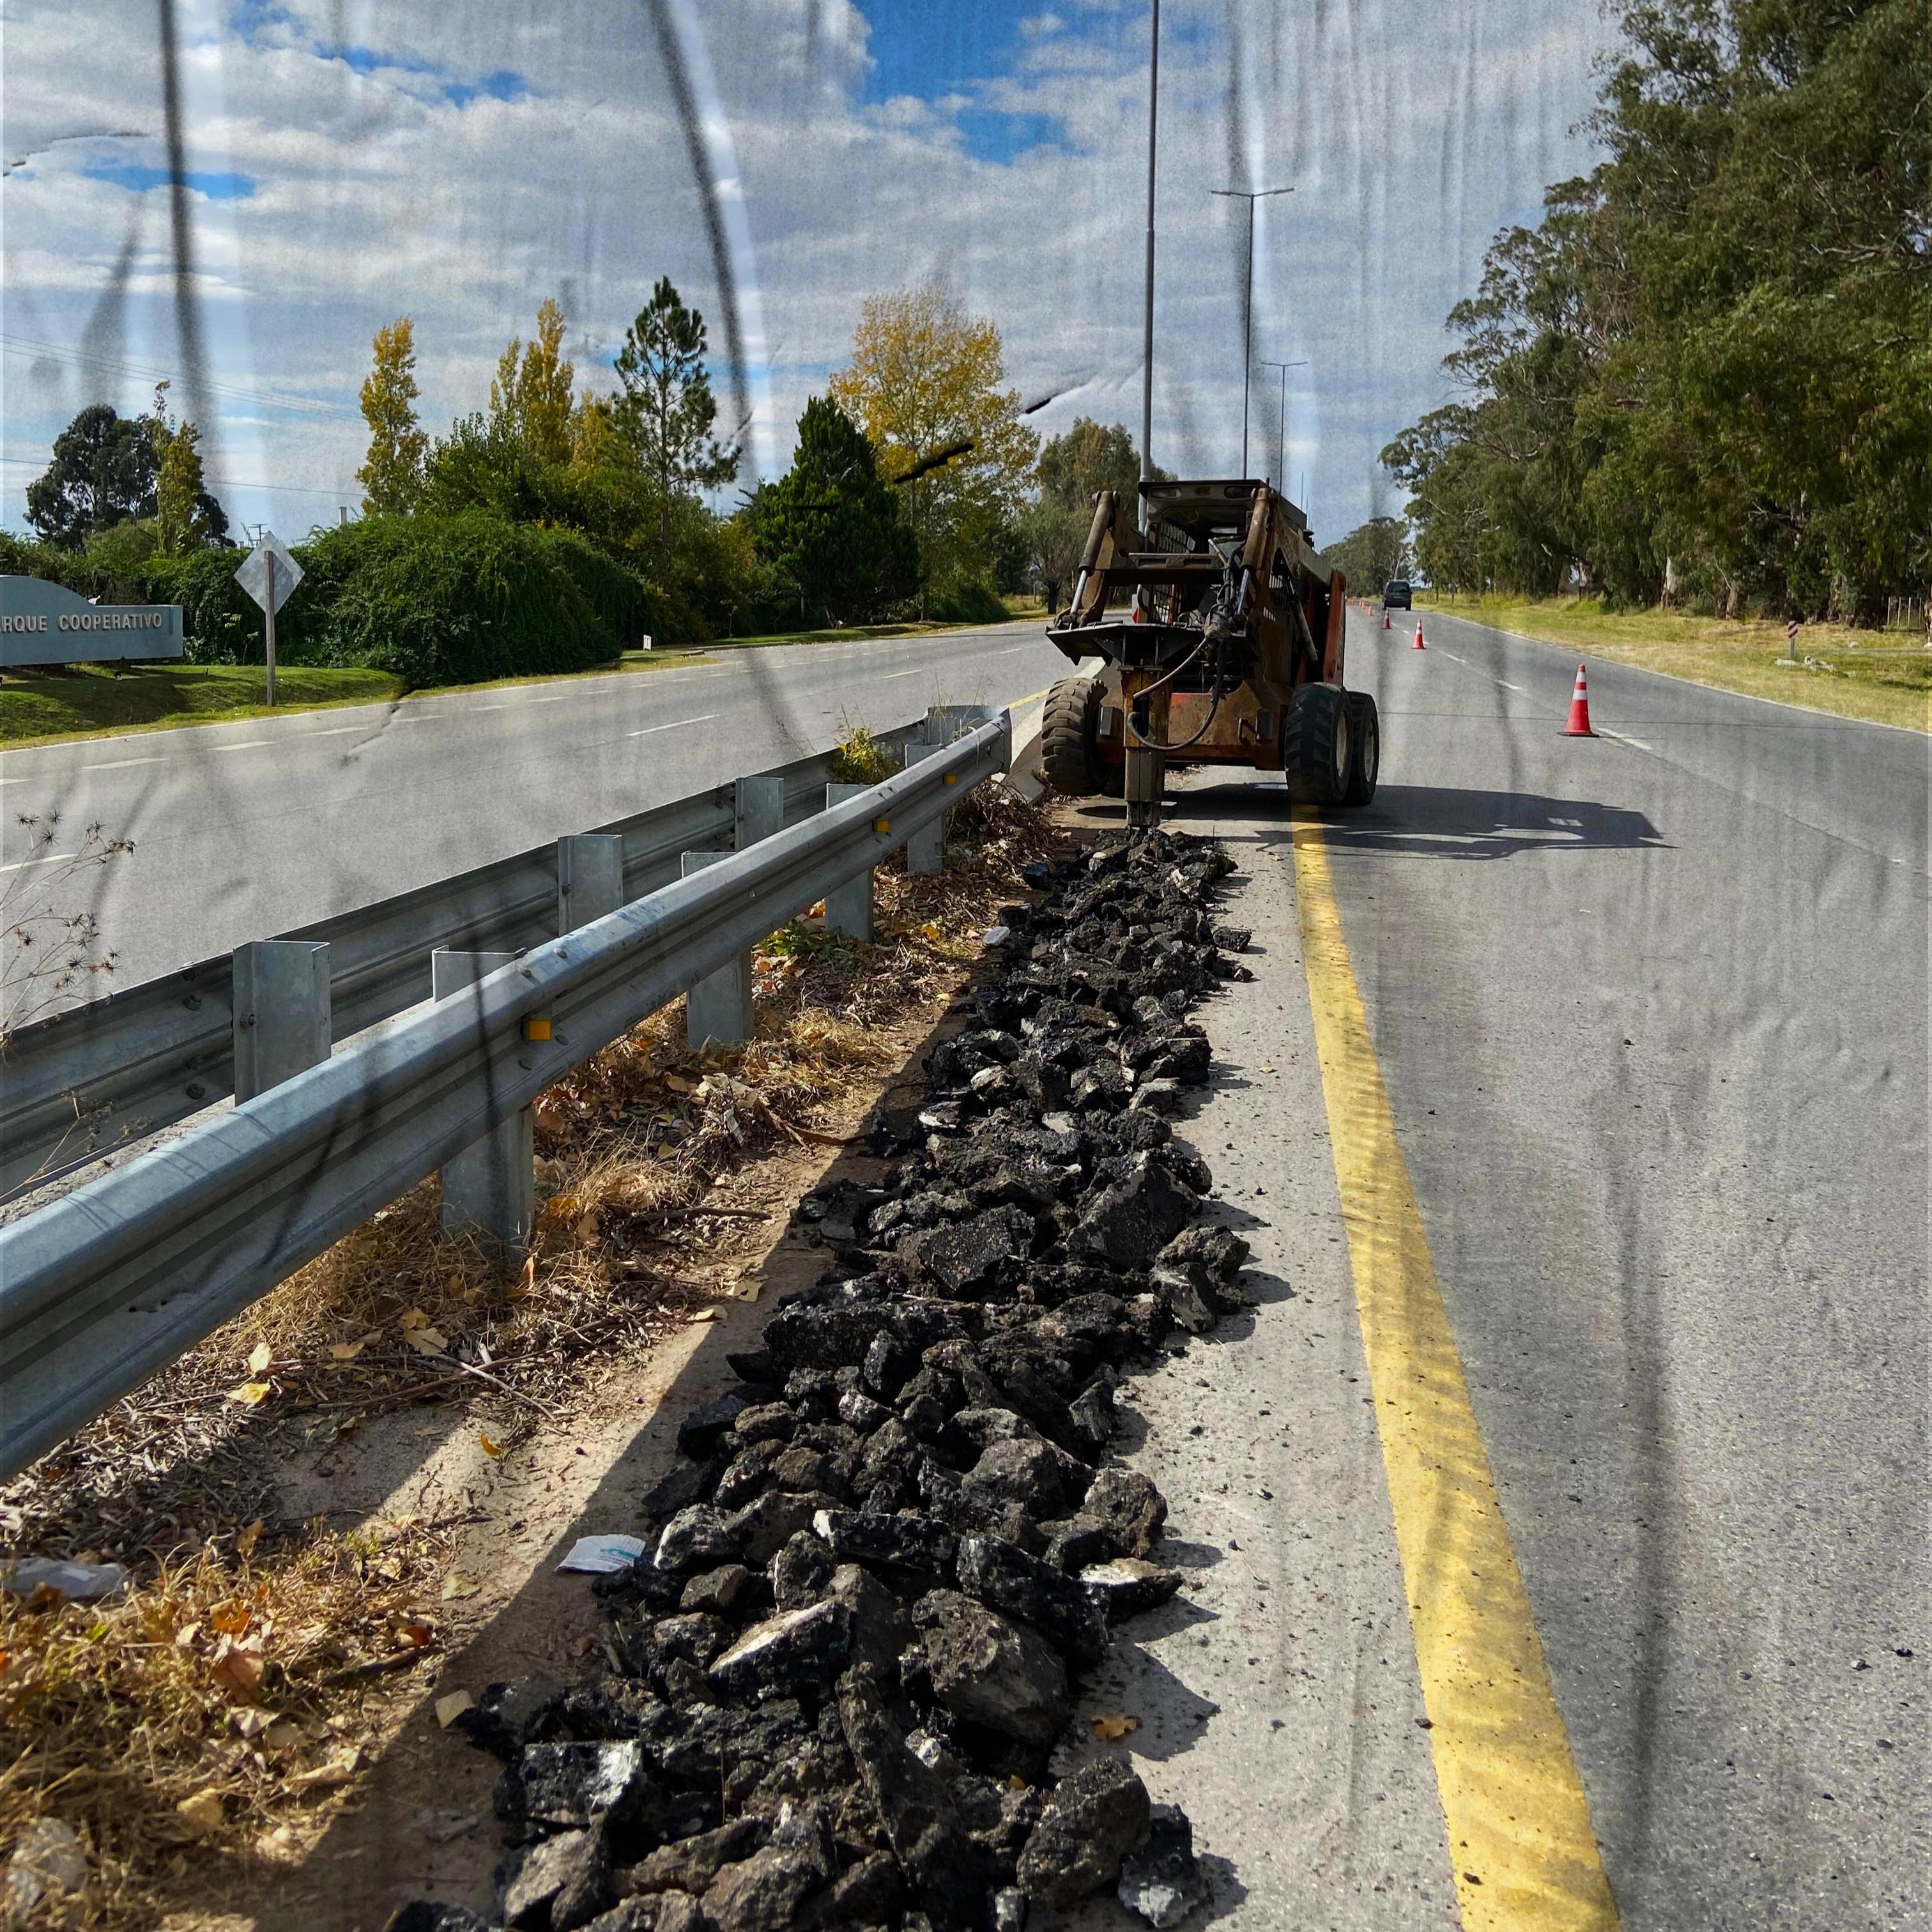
[1290,811,1621,1931]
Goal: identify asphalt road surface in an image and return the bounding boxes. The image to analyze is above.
[1064,609,1927,1929]
[0,619,1071,991]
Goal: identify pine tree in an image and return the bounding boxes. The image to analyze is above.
[613,277,740,543]
[358,318,429,515]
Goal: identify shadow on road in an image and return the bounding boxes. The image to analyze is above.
[1165,781,1667,860]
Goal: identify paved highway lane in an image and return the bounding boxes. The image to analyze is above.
[1085,613,1927,1927]
[0,620,1072,989]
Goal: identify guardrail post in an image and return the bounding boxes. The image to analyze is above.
[557,832,626,935]
[904,725,946,877]
[824,785,876,940]
[735,775,786,850]
[232,941,332,1103]
[432,949,534,1254]
[679,853,754,1048]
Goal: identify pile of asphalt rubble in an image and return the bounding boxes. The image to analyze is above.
[390,831,1256,1932]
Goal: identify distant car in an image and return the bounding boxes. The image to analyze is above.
[1383,580,1413,611]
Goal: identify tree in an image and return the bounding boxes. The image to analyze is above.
[25,404,160,549]
[829,282,1039,610]
[1037,417,1165,514]
[1324,516,1411,594]
[358,317,429,515]
[491,297,576,467]
[1381,0,1931,619]
[748,397,917,625]
[149,382,226,554]
[614,277,740,543]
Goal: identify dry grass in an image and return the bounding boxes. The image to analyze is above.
[0,770,1057,1928]
[0,1524,450,1927]
[1418,591,1931,732]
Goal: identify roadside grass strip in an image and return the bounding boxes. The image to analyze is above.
[1290,809,1621,1932]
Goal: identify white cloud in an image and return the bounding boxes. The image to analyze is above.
[1,0,1611,539]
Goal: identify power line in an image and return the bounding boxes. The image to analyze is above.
[0,334,359,420]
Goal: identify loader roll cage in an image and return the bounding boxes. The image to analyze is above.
[1048,479,1347,702]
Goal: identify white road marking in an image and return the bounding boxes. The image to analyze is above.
[628,714,721,738]
[1495,679,1526,693]
[213,739,276,752]
[0,852,68,874]
[308,725,365,737]
[1597,726,1656,753]
[882,668,928,680]
[81,755,169,770]
[529,694,572,704]
[467,703,513,712]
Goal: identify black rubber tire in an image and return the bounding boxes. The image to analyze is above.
[1041,675,1123,796]
[1341,689,1380,807]
[1282,682,1352,806]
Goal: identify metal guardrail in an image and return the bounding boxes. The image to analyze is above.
[0,712,1010,1480]
[0,725,928,1199]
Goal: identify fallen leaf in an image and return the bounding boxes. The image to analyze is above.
[575,1213,597,1244]
[434,1689,475,1729]
[261,1721,309,1751]
[663,1074,695,1094]
[230,1706,275,1738]
[329,1339,366,1362]
[174,1621,201,1649]
[479,1432,505,1460]
[572,1632,597,1657]
[403,1326,448,1356]
[1259,1063,1276,1074]
[209,1600,252,1636]
[175,1790,226,1837]
[226,1381,273,1407]
[395,1621,434,1648]
[689,1308,719,1324]
[247,1340,273,1376]
[440,1575,480,1602]
[1089,1713,1140,1741]
[257,1825,300,1860]
[544,1193,581,1222]
[234,1519,264,1559]
[209,1633,266,1697]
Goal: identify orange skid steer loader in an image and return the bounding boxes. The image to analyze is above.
[1039,479,1379,827]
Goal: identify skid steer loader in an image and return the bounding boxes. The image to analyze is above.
[1039,479,1379,827]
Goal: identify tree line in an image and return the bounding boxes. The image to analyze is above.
[1380,0,1928,621]
[16,279,1158,672]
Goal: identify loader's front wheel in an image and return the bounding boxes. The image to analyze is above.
[1283,682,1351,806]
[1041,676,1123,796]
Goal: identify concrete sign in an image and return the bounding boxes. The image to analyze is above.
[0,575,185,669]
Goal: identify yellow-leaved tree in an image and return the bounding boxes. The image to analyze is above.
[358,317,429,514]
[490,296,576,467]
[829,282,1037,610]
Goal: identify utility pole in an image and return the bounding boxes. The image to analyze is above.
[1256,358,1308,493]
[1209,184,1292,479]
[1139,0,1160,535]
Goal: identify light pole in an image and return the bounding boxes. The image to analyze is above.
[1255,358,1308,495]
[1139,0,1160,534]
[1209,183,1292,478]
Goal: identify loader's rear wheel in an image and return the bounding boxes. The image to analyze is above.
[1282,682,1351,806]
[1341,690,1380,807]
[1041,676,1123,797]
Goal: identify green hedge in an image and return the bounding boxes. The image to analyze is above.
[1,516,657,687]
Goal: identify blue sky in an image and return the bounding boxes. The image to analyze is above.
[857,0,1080,162]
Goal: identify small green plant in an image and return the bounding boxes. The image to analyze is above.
[827,718,898,786]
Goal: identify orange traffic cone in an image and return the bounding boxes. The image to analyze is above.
[1412,622,1425,650]
[1562,663,1596,737]
[1383,611,1391,630]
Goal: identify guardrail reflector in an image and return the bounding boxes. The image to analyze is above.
[523,1017,553,1041]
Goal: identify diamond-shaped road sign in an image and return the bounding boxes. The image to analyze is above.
[234,532,303,614]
